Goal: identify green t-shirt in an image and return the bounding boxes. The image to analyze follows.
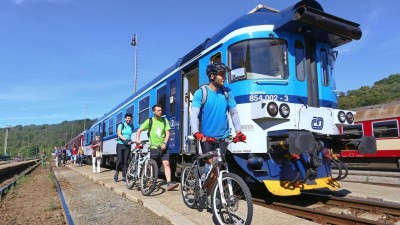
[140,117,170,147]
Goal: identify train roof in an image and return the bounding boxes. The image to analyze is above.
[352,101,400,122]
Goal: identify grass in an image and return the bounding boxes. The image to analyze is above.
[47,199,61,211]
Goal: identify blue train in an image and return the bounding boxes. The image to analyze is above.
[76,0,376,196]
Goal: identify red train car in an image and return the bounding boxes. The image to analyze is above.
[340,101,400,168]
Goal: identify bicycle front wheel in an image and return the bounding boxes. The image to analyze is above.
[180,166,197,208]
[211,173,253,225]
[126,159,138,189]
[140,159,158,196]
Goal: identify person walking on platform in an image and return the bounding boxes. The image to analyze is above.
[77,146,84,166]
[71,145,77,167]
[136,104,179,191]
[41,149,47,168]
[54,146,61,167]
[90,136,102,173]
[62,146,67,165]
[115,113,133,182]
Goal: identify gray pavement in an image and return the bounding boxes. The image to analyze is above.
[63,164,318,225]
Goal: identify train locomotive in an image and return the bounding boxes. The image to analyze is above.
[74,0,377,196]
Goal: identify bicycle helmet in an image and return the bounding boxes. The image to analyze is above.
[206,62,230,78]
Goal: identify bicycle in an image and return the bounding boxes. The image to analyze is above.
[125,140,158,196]
[180,136,253,225]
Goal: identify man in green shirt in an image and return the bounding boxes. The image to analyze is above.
[135,104,179,191]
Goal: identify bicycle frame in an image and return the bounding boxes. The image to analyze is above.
[193,138,235,206]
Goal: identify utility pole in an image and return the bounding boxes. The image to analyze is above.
[3,125,11,156]
[131,33,138,93]
[84,104,87,131]
[65,132,67,146]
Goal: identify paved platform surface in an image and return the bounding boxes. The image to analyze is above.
[62,164,318,225]
[337,181,400,205]
[60,164,400,224]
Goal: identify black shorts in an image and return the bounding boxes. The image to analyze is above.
[200,141,228,155]
[150,148,169,165]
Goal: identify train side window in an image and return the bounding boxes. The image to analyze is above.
[157,85,166,116]
[139,96,150,124]
[373,120,399,138]
[108,117,114,135]
[126,105,134,115]
[116,112,122,130]
[295,41,306,81]
[169,80,176,116]
[210,53,221,63]
[103,121,107,137]
[320,48,329,86]
[343,124,363,135]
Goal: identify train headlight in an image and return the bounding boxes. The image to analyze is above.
[338,111,346,123]
[267,102,278,117]
[279,103,290,118]
[346,112,354,124]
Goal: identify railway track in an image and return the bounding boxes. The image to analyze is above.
[254,192,400,225]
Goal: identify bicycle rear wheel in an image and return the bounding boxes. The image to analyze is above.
[126,159,138,189]
[180,166,197,208]
[140,159,158,196]
[211,173,253,225]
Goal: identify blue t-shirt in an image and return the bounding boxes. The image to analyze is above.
[192,85,237,139]
[117,123,133,144]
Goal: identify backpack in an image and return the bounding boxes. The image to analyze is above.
[199,84,230,114]
[147,117,166,138]
[117,123,133,141]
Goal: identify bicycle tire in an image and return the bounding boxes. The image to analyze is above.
[126,159,138,189]
[140,159,158,196]
[180,166,197,208]
[211,173,253,225]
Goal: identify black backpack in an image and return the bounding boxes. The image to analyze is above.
[147,117,166,138]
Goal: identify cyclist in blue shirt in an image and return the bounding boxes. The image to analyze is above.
[115,113,134,182]
[190,62,246,195]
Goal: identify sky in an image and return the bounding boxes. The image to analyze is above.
[1,0,399,128]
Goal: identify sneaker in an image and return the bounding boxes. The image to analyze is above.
[121,177,126,182]
[114,174,118,182]
[166,182,179,191]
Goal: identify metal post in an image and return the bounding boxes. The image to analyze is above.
[84,104,87,131]
[131,34,137,93]
[3,126,10,156]
[65,132,67,146]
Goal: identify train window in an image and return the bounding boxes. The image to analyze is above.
[103,121,107,137]
[157,85,166,116]
[108,117,114,135]
[373,120,399,138]
[228,38,288,83]
[210,53,221,63]
[343,124,363,135]
[139,96,150,124]
[116,112,122,130]
[295,41,306,81]
[126,105,134,115]
[320,48,329,86]
[169,80,176,116]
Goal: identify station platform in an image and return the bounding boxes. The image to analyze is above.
[59,164,317,225]
[58,164,400,225]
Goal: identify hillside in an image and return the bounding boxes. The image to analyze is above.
[0,119,95,157]
[338,73,400,109]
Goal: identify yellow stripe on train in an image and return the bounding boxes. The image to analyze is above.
[263,177,341,196]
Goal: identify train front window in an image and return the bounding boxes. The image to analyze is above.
[228,38,288,83]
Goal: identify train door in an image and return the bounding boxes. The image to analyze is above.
[166,73,182,155]
[181,65,199,154]
[316,42,337,108]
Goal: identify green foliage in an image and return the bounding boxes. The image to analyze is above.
[0,119,95,157]
[339,73,400,109]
